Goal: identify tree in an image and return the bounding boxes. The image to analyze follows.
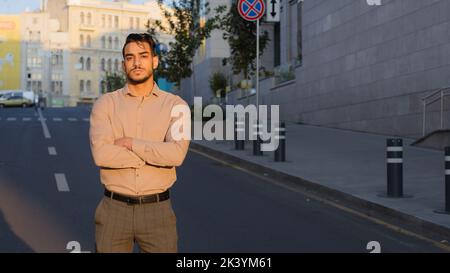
[104,72,126,93]
[209,71,227,98]
[216,2,269,82]
[147,0,221,86]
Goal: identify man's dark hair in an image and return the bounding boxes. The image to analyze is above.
[122,33,157,58]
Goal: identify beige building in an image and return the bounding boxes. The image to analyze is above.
[21,0,172,107]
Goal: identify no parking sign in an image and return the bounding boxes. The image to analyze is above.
[237,0,265,22]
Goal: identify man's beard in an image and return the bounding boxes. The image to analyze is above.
[126,68,152,84]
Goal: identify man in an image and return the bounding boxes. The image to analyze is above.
[89,33,190,253]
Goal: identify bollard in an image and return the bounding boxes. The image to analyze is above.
[445,147,450,212]
[434,147,450,214]
[234,118,245,150]
[274,121,286,162]
[253,119,263,156]
[386,138,403,197]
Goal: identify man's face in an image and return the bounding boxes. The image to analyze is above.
[122,41,158,85]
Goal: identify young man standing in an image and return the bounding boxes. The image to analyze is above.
[89,33,190,253]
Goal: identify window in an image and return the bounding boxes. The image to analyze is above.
[297,0,303,64]
[80,80,85,93]
[101,36,106,48]
[100,80,106,93]
[87,13,92,25]
[86,35,91,48]
[101,58,105,71]
[274,22,280,67]
[136,17,140,29]
[108,15,112,28]
[102,15,105,27]
[114,59,119,72]
[80,34,84,47]
[107,59,112,72]
[86,57,91,71]
[114,16,119,28]
[33,17,38,25]
[108,36,112,49]
[79,57,84,70]
[80,12,85,25]
[114,37,119,49]
[86,80,91,93]
[129,17,134,29]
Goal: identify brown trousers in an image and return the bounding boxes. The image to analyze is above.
[94,196,178,253]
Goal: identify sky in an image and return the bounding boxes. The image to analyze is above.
[0,0,152,14]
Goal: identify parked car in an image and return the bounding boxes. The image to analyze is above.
[0,92,34,108]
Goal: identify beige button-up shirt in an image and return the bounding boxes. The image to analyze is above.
[89,83,190,196]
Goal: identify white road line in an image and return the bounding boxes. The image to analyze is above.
[68,118,78,122]
[23,117,32,121]
[7,117,16,121]
[48,147,57,156]
[55,173,70,192]
[53,118,62,122]
[37,108,51,139]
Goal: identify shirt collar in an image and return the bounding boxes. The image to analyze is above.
[123,82,160,98]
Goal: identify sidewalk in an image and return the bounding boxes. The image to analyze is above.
[190,122,450,240]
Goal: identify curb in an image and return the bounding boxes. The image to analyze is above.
[190,141,450,243]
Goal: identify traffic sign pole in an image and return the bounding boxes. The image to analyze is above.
[237,0,265,155]
[256,18,260,112]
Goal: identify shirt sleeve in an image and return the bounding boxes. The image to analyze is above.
[131,97,191,167]
[89,94,146,169]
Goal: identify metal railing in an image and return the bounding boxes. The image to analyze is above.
[421,86,450,136]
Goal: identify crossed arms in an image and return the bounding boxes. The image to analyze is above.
[89,95,191,169]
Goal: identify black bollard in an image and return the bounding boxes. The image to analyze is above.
[386,138,403,197]
[234,118,244,150]
[274,121,286,162]
[435,147,450,214]
[253,120,263,156]
[445,147,450,212]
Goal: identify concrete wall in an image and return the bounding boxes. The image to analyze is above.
[266,0,450,138]
[184,0,450,139]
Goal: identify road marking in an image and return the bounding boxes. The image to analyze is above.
[55,173,70,192]
[48,147,57,156]
[7,117,16,121]
[189,147,450,252]
[53,118,62,122]
[83,118,90,122]
[68,118,78,122]
[37,108,51,139]
[23,117,32,121]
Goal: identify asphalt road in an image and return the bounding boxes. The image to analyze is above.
[0,106,446,253]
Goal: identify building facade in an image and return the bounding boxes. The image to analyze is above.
[184,0,450,138]
[2,0,173,107]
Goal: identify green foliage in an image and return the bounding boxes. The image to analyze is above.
[208,71,227,98]
[147,0,221,86]
[215,3,270,81]
[104,72,126,93]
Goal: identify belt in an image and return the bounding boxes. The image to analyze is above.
[104,189,170,205]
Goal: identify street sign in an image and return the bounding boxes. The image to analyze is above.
[266,0,280,22]
[237,0,266,22]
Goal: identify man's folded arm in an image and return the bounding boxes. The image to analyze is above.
[132,100,191,167]
[89,95,145,169]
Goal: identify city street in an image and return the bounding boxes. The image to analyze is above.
[0,107,446,253]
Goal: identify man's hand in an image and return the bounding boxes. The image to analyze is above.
[114,137,133,150]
